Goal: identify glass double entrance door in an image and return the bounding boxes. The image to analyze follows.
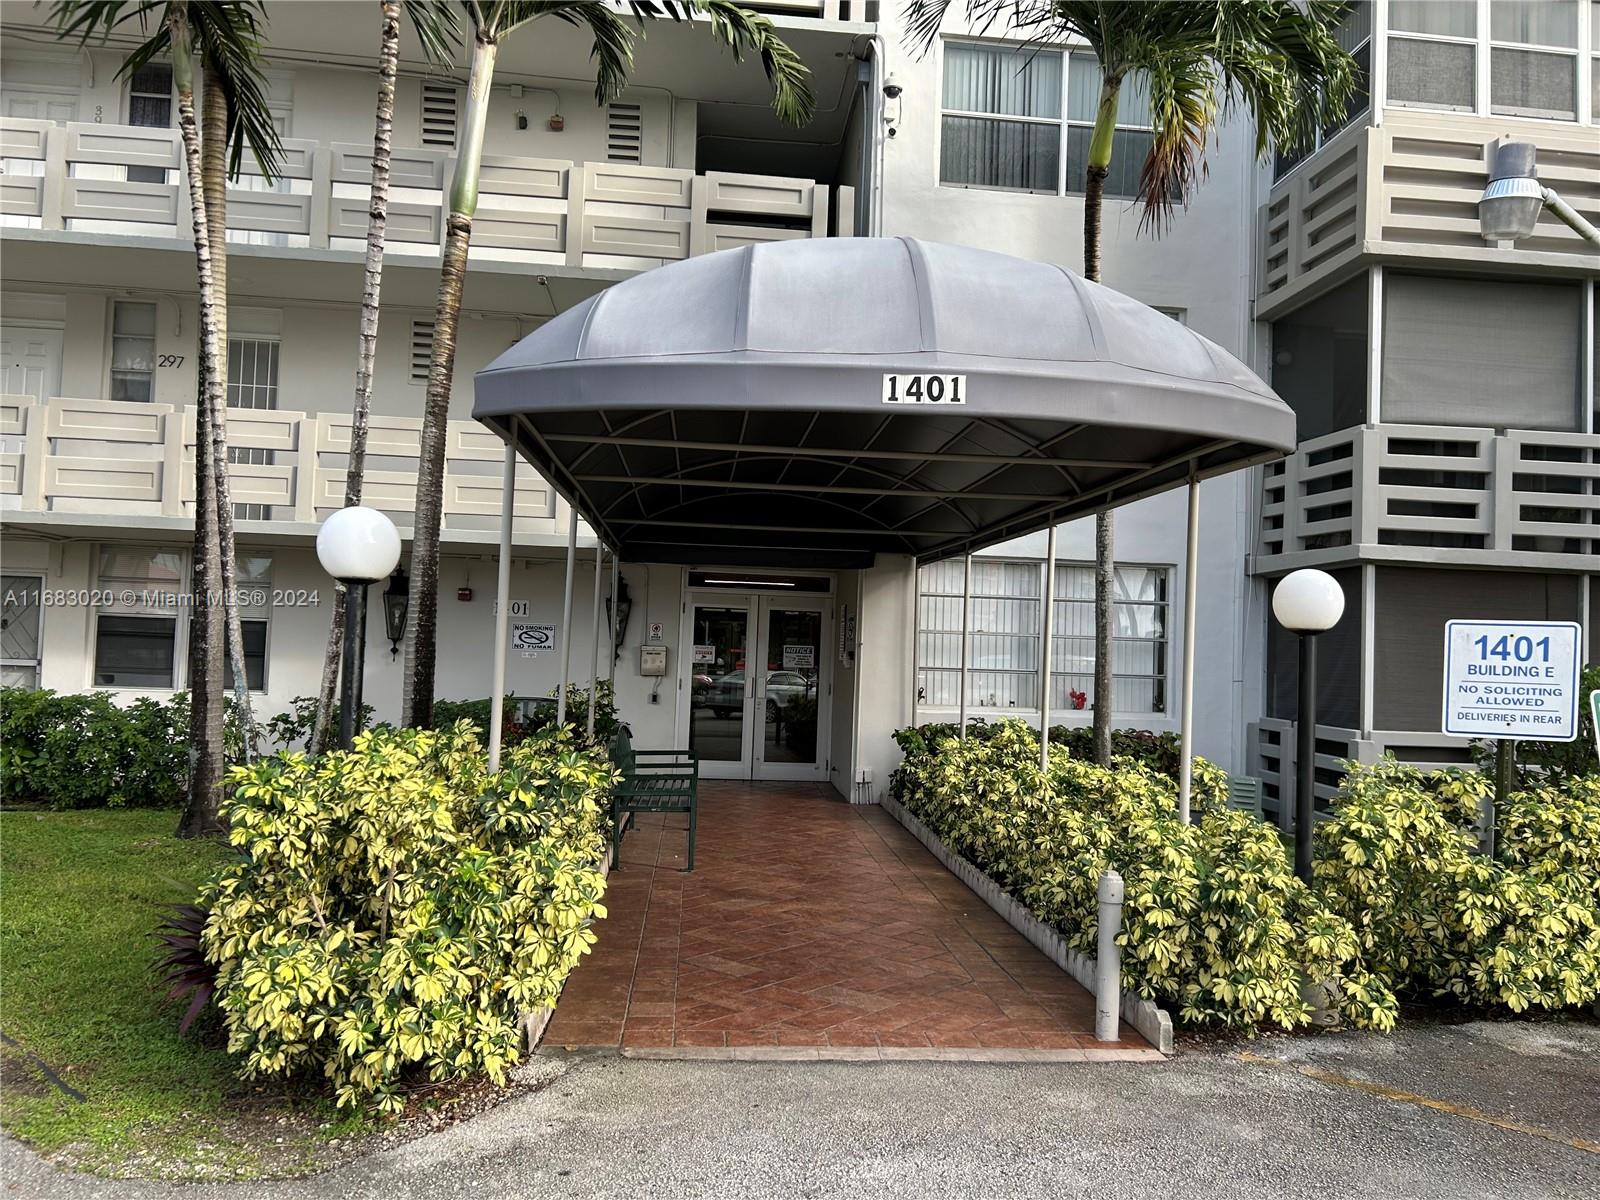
[685,594,829,781]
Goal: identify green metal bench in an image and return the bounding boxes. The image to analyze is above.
[608,730,698,872]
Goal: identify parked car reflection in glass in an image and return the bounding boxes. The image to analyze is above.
[699,670,815,720]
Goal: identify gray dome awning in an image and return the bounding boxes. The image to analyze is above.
[474,237,1294,567]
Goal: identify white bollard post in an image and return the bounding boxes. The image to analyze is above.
[1096,869,1125,1043]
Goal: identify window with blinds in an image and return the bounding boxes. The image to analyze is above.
[916,557,1172,716]
[939,42,1156,200]
[1489,0,1579,119]
[1387,0,1585,120]
[1381,274,1582,432]
[92,548,274,691]
[1062,51,1160,199]
[1388,0,1478,110]
[110,301,158,404]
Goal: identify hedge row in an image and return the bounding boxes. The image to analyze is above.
[891,720,1398,1030]
[894,718,1600,1027]
[0,682,616,810]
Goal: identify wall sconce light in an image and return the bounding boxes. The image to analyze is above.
[383,564,410,659]
[607,575,632,665]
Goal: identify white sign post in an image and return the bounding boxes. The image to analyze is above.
[1442,620,1581,852]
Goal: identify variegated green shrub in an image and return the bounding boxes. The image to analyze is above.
[892,719,1397,1031]
[1315,759,1600,1013]
[200,722,613,1113]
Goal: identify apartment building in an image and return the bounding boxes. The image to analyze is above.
[1,1,1594,804]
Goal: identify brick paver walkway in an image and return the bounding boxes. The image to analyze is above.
[543,782,1151,1057]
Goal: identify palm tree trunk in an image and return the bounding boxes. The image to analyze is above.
[1084,77,1120,767]
[199,62,257,759]
[402,33,498,728]
[171,15,227,837]
[313,0,403,753]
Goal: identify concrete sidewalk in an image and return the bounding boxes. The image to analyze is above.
[6,1020,1597,1199]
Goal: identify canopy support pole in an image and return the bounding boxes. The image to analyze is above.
[608,554,620,685]
[557,504,578,727]
[1178,473,1200,824]
[587,542,603,738]
[1039,524,1057,770]
[958,553,972,740]
[488,444,516,774]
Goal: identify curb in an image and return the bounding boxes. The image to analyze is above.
[879,793,1174,1056]
[617,1045,1164,1063]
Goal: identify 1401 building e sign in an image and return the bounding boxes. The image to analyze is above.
[1442,620,1582,742]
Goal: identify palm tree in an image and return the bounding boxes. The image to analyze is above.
[903,0,1356,763]
[309,1,462,755]
[400,0,816,727]
[54,0,285,833]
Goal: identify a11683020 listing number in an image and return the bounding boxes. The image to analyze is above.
[11,587,323,609]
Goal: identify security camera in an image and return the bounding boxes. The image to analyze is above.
[882,75,903,99]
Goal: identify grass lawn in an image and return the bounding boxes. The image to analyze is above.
[0,809,361,1179]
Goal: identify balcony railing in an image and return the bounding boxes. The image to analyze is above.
[1254,423,1599,574]
[1249,718,1472,822]
[0,117,854,270]
[1257,109,1600,317]
[1,394,581,546]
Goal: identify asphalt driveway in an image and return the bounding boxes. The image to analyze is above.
[5,1019,1597,1199]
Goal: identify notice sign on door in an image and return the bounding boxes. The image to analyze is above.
[1441,620,1581,741]
[782,644,815,670]
[511,623,556,656]
[693,644,716,665]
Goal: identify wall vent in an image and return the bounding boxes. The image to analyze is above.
[605,101,643,163]
[410,320,434,384]
[420,81,458,147]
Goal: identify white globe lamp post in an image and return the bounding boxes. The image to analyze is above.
[316,506,402,749]
[1271,568,1345,883]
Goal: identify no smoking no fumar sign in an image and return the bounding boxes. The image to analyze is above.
[1441,620,1581,742]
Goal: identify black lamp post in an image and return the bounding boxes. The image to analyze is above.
[1271,569,1346,884]
[316,506,401,750]
[383,565,409,659]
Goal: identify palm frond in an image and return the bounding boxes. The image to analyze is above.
[50,1,287,183]
[901,0,1053,58]
[490,0,812,124]
[1135,51,1214,235]
[684,0,814,125]
[187,1,284,182]
[49,1,169,76]
[903,0,1358,234]
[402,0,465,68]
